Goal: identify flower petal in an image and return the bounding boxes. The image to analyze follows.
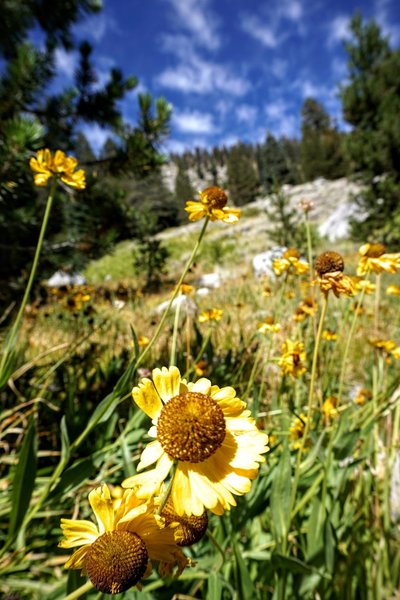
[59,518,99,548]
[88,484,114,534]
[64,545,90,570]
[137,440,164,471]
[132,378,163,419]
[152,366,181,403]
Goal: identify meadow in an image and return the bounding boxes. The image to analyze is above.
[1,154,400,600]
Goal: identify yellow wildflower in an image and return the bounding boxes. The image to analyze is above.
[315,251,355,298]
[357,243,400,275]
[322,329,337,342]
[199,308,223,322]
[322,396,338,423]
[278,339,307,378]
[180,283,195,295]
[273,248,309,277]
[138,336,150,347]
[368,338,396,353]
[59,484,186,594]
[289,413,310,450]
[353,387,372,406]
[386,285,400,296]
[185,186,240,223]
[122,366,268,516]
[30,149,86,190]
[257,316,281,334]
[353,278,376,294]
[391,347,400,359]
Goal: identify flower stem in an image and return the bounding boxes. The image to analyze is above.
[157,460,178,515]
[0,178,57,378]
[304,213,317,339]
[290,292,328,513]
[64,580,93,600]
[135,217,210,370]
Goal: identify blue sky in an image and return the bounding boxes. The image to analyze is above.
[53,0,400,154]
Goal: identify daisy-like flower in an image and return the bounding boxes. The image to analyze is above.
[199,308,223,322]
[278,339,307,378]
[185,186,240,224]
[322,329,337,342]
[138,336,150,347]
[30,149,86,190]
[315,251,355,298]
[322,396,338,424]
[161,500,208,547]
[122,366,268,516]
[293,297,317,321]
[368,338,396,353]
[59,484,186,594]
[257,316,281,334]
[357,243,400,275]
[353,278,376,294]
[273,248,309,277]
[391,347,400,360]
[352,387,372,406]
[386,284,400,296]
[289,414,310,450]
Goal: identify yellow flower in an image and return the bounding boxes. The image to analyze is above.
[289,414,309,450]
[293,297,317,321]
[122,366,268,516]
[194,359,208,376]
[357,243,400,275]
[353,387,372,406]
[30,149,86,189]
[161,500,208,547]
[391,347,400,359]
[315,251,355,298]
[353,278,376,294]
[198,308,223,322]
[322,329,337,342]
[180,283,195,296]
[368,338,396,353]
[273,248,309,277]
[386,285,400,296]
[257,316,281,334]
[185,186,240,223]
[322,396,338,423]
[59,484,186,594]
[278,339,307,378]
[138,335,150,347]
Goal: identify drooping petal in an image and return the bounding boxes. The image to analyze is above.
[59,518,99,548]
[122,452,173,496]
[137,440,164,471]
[188,377,212,395]
[64,545,90,570]
[132,378,163,419]
[88,484,115,534]
[152,366,181,403]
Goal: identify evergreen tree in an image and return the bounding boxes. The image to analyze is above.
[174,159,195,220]
[300,98,347,181]
[340,14,400,245]
[227,143,259,206]
[0,2,172,306]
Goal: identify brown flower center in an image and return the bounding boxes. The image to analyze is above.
[365,243,385,257]
[161,501,209,546]
[157,392,226,463]
[315,251,344,276]
[84,530,148,594]
[201,186,228,210]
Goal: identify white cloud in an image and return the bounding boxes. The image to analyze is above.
[236,104,257,123]
[164,0,220,50]
[74,12,119,42]
[81,124,110,154]
[374,0,400,45]
[271,58,288,79]
[327,15,351,47]
[282,0,303,21]
[157,51,249,96]
[264,99,298,138]
[241,14,279,48]
[173,110,215,134]
[54,48,77,79]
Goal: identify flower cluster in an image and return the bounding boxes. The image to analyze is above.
[273,248,309,277]
[30,149,86,190]
[357,243,400,275]
[278,339,307,378]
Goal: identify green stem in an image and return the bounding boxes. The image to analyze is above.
[156,461,178,515]
[0,178,57,375]
[304,213,317,340]
[64,580,93,600]
[337,283,367,405]
[374,273,381,334]
[290,292,328,512]
[135,217,210,370]
[170,292,182,367]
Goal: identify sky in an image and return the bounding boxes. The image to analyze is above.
[53,0,400,154]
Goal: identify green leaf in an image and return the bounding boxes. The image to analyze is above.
[60,415,70,463]
[270,442,292,543]
[232,538,258,600]
[49,456,95,500]
[206,573,223,600]
[306,495,325,560]
[130,324,140,361]
[120,433,135,477]
[271,553,329,577]
[324,518,336,574]
[7,417,38,543]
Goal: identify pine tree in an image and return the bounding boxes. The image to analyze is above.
[340,14,400,245]
[227,143,259,206]
[300,98,347,181]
